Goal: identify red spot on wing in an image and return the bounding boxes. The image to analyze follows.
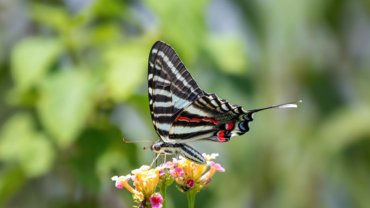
[176,116,219,125]
[225,122,234,131]
[217,130,226,142]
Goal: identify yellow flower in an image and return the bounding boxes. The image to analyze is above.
[177,158,208,180]
[112,153,224,206]
[172,153,225,192]
[112,165,162,205]
[131,165,160,200]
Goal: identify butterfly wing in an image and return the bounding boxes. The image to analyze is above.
[148,41,204,142]
[169,93,298,143]
[148,41,299,143]
[168,93,247,143]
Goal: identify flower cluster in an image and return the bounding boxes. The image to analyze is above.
[112,153,225,208]
[112,166,162,208]
[170,153,225,192]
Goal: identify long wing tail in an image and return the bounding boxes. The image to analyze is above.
[224,100,302,139]
[247,100,302,114]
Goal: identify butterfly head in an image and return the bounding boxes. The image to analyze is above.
[150,141,161,152]
[151,141,177,155]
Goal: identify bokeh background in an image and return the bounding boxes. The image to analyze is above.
[1,0,370,207]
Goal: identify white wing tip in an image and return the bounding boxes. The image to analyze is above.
[278,100,302,109]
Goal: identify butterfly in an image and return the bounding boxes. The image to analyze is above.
[148,41,298,164]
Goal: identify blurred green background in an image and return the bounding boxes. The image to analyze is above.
[1,0,370,207]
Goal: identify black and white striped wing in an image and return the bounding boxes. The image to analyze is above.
[169,93,298,143]
[168,93,248,143]
[148,41,204,141]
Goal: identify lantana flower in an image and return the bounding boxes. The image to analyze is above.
[149,193,163,208]
[112,165,163,208]
[131,165,160,200]
[170,153,225,192]
[112,153,224,207]
[112,174,132,190]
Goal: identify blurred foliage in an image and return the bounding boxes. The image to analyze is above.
[0,0,370,207]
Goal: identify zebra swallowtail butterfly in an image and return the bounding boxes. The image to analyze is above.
[148,41,298,164]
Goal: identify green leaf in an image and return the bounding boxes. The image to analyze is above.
[0,167,26,205]
[88,24,122,45]
[31,4,69,32]
[104,44,147,101]
[318,107,370,155]
[205,36,248,75]
[37,69,95,147]
[11,37,63,90]
[145,0,208,61]
[0,113,54,177]
[89,0,126,19]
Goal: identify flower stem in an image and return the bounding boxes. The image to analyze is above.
[159,182,167,208]
[186,189,197,208]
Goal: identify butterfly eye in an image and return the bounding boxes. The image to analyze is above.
[151,143,162,152]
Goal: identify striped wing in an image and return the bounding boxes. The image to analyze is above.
[148,41,204,141]
[169,93,298,143]
[168,93,249,143]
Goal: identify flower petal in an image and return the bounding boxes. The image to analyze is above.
[209,161,225,172]
[111,175,134,191]
[149,193,163,208]
[170,167,184,178]
[203,153,219,161]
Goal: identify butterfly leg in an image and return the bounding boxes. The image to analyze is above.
[150,153,161,167]
[163,154,167,164]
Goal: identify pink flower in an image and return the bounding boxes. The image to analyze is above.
[111,175,133,191]
[200,161,225,186]
[149,193,163,208]
[170,167,184,178]
[186,179,195,189]
[158,161,176,177]
[158,169,166,177]
[164,161,175,168]
[209,161,225,172]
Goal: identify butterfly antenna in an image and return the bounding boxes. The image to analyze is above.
[122,137,153,153]
[122,137,153,144]
[248,100,302,113]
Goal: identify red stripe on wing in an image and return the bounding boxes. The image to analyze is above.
[176,116,220,125]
